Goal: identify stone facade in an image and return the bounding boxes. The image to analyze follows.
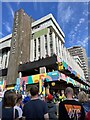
[7,9,32,85]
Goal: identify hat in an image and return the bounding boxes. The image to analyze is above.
[47,94,53,101]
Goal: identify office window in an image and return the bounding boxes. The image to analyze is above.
[32,34,34,39]
[55,36,58,55]
[58,40,61,56]
[38,37,40,58]
[5,52,8,68]
[45,35,48,55]
[34,39,36,60]
[49,32,53,56]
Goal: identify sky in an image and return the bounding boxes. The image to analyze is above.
[0,2,89,58]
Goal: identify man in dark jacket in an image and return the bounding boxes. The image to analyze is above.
[46,93,57,120]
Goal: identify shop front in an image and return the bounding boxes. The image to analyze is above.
[15,71,87,95]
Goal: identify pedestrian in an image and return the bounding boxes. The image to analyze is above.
[2,90,19,120]
[78,91,90,114]
[22,92,30,105]
[23,85,49,120]
[59,87,85,120]
[86,110,90,120]
[46,93,58,120]
[0,97,2,119]
[14,93,23,119]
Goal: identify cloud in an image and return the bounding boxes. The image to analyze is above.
[68,17,85,42]
[69,30,76,44]
[0,32,4,36]
[6,3,14,19]
[3,22,11,33]
[68,35,88,49]
[85,26,88,30]
[17,2,20,6]
[83,2,88,16]
[79,18,85,24]
[57,3,74,24]
[73,18,85,32]
[33,0,38,11]
[17,0,21,7]
[75,18,85,30]
[77,37,88,47]
[83,10,88,16]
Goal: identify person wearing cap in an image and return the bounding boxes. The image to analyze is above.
[46,93,58,120]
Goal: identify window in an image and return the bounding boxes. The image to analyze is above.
[34,39,36,60]
[32,34,34,39]
[5,52,8,68]
[32,25,40,30]
[55,36,58,55]
[45,35,48,55]
[49,31,53,56]
[38,38,40,58]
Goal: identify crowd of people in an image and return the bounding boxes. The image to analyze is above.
[1,85,90,120]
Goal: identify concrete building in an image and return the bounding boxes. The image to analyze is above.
[7,9,33,85]
[0,34,12,81]
[73,56,82,68]
[68,46,89,82]
[88,58,90,81]
[0,9,88,88]
[30,13,65,61]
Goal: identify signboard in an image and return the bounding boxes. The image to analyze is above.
[15,71,85,89]
[47,71,59,81]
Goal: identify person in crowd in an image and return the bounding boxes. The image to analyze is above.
[86,110,90,120]
[39,92,45,101]
[2,90,19,120]
[14,93,23,119]
[59,87,85,120]
[61,90,66,101]
[0,97,2,119]
[74,94,78,101]
[22,92,30,105]
[78,91,90,114]
[23,85,49,120]
[46,93,57,120]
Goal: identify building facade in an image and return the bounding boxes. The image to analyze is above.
[30,13,65,61]
[0,34,12,81]
[68,46,89,82]
[7,9,33,85]
[0,9,87,87]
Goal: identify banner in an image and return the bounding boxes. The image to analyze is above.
[47,71,59,81]
[16,71,84,89]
